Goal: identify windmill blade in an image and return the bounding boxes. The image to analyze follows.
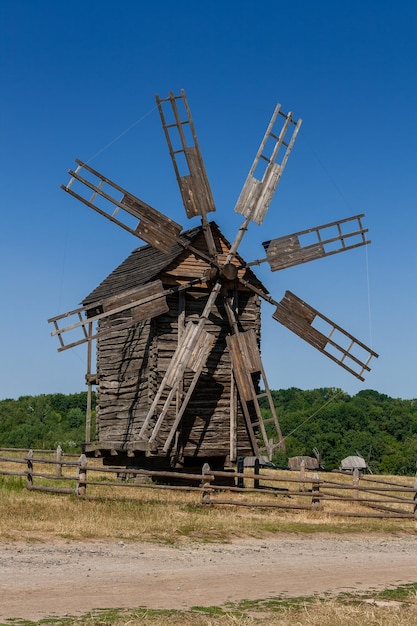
[62,159,182,254]
[217,102,301,270]
[48,279,204,352]
[48,280,169,351]
[226,333,261,456]
[234,104,302,225]
[273,291,378,381]
[248,214,370,271]
[224,297,285,458]
[156,89,218,260]
[138,318,217,448]
[156,90,216,219]
[138,280,223,446]
[226,331,262,402]
[151,324,216,451]
[237,272,379,382]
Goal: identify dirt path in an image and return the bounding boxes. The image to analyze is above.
[1,535,417,621]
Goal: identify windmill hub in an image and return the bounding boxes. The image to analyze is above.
[221,263,238,282]
[203,263,238,284]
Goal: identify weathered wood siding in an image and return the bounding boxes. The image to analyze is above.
[95,287,261,460]
[95,314,156,445]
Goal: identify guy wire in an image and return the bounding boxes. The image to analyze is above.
[84,105,158,164]
[282,389,344,442]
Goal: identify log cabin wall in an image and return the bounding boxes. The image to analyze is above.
[94,286,261,464]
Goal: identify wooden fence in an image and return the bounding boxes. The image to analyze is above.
[1,448,417,519]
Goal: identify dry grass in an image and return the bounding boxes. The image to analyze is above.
[0,453,416,542]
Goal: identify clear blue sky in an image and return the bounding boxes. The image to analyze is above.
[1,1,416,400]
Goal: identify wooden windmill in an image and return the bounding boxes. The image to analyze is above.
[49,90,378,470]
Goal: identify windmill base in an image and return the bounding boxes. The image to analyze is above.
[83,443,237,486]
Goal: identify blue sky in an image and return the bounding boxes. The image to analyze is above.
[1,0,416,400]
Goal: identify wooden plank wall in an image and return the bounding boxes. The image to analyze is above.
[95,287,261,461]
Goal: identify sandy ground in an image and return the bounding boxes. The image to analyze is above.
[1,534,417,621]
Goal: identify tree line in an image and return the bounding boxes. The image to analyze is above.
[1,388,417,475]
[0,392,96,452]
[262,388,417,475]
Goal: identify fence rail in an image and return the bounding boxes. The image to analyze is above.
[0,448,416,519]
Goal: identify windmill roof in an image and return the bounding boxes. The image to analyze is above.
[82,222,266,307]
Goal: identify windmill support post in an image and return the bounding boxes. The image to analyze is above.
[237,457,245,488]
[311,472,321,508]
[77,454,88,497]
[56,445,63,477]
[299,459,306,492]
[254,457,260,489]
[26,449,33,490]
[353,468,360,500]
[201,463,212,504]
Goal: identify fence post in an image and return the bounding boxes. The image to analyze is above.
[299,459,306,492]
[254,457,260,489]
[26,449,33,490]
[353,467,360,500]
[56,445,63,477]
[77,454,88,497]
[237,456,244,488]
[201,463,212,504]
[413,473,417,517]
[311,472,320,508]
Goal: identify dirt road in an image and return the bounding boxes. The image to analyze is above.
[1,534,417,621]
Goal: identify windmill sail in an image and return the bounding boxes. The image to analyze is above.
[226,329,285,457]
[273,291,378,381]
[138,319,217,446]
[234,105,302,225]
[156,89,218,260]
[48,280,169,351]
[62,159,182,254]
[156,90,216,219]
[261,214,370,271]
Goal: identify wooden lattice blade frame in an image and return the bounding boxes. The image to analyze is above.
[260,214,370,271]
[62,159,183,254]
[152,324,216,451]
[156,90,216,220]
[138,281,224,446]
[156,89,218,260]
[226,329,285,458]
[273,291,378,381]
[234,104,302,225]
[49,280,172,351]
